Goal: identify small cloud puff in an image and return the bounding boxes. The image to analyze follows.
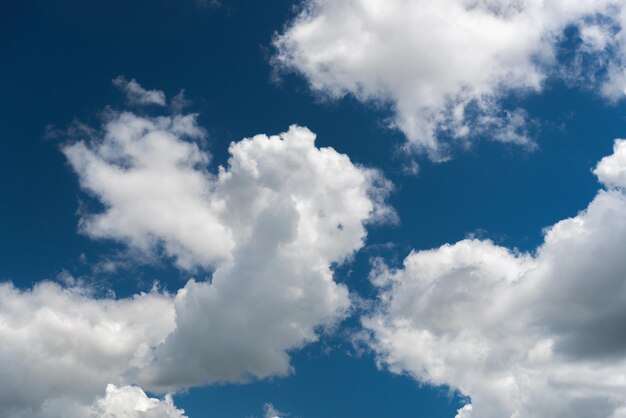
[263,403,286,418]
[113,75,167,106]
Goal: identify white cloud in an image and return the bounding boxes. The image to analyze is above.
[263,403,285,418]
[364,138,626,417]
[594,139,626,189]
[25,385,186,418]
[63,111,226,270]
[274,0,626,158]
[63,110,393,392]
[454,404,472,418]
[88,384,186,418]
[2,104,393,414]
[0,281,176,417]
[113,76,167,107]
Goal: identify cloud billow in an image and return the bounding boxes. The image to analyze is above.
[63,107,394,391]
[363,139,626,417]
[0,281,178,417]
[0,84,393,416]
[273,0,626,159]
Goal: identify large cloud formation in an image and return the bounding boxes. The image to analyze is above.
[61,97,389,377]
[0,82,392,416]
[364,139,626,417]
[63,110,393,391]
[274,0,626,158]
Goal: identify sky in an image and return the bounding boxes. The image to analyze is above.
[2,0,626,417]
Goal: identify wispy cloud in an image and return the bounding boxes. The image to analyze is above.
[113,75,167,106]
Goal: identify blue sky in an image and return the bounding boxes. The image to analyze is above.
[3,1,626,417]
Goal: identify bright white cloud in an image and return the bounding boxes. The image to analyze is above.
[0,281,176,417]
[364,138,626,417]
[63,111,393,392]
[274,0,626,158]
[24,385,186,418]
[64,111,227,270]
[2,105,393,415]
[594,139,626,189]
[113,76,167,107]
[88,384,186,418]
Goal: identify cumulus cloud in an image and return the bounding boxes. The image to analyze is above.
[0,105,394,418]
[88,384,186,418]
[274,0,626,158]
[2,101,393,415]
[63,111,225,270]
[595,139,626,189]
[0,281,176,417]
[113,76,167,107]
[25,384,186,418]
[62,110,393,391]
[363,139,626,417]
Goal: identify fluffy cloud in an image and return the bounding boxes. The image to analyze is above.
[63,110,392,391]
[113,76,167,107]
[88,384,186,418]
[274,0,626,158]
[595,139,626,189]
[26,385,186,418]
[64,111,226,270]
[364,139,626,417]
[2,100,392,414]
[0,281,176,417]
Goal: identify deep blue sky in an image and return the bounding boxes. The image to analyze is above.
[1,1,625,417]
